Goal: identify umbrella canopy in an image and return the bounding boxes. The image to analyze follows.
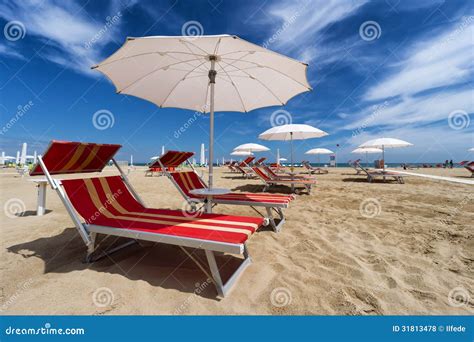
[305,148,334,167]
[259,124,328,172]
[150,156,160,160]
[279,157,287,161]
[352,147,383,167]
[233,143,269,152]
[231,150,253,156]
[259,124,328,141]
[305,148,334,155]
[469,148,474,152]
[359,138,412,171]
[359,138,412,149]
[351,147,383,154]
[94,34,310,211]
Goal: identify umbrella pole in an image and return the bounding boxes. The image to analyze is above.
[290,132,294,192]
[206,57,217,213]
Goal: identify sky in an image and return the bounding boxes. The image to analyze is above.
[0,0,473,163]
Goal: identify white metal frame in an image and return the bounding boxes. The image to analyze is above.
[357,163,405,184]
[158,159,288,232]
[35,155,252,297]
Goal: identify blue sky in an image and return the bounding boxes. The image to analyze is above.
[0,0,472,163]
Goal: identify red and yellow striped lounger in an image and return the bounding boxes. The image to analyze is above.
[156,151,295,232]
[30,141,265,297]
[251,167,315,194]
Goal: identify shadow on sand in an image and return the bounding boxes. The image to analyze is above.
[7,227,247,299]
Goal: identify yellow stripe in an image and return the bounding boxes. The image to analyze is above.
[86,178,255,234]
[60,144,87,172]
[77,145,101,171]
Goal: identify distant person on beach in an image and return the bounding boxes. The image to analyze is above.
[445,160,449,168]
[449,160,453,168]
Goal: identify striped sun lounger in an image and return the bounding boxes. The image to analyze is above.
[251,167,315,194]
[157,151,295,232]
[30,140,265,297]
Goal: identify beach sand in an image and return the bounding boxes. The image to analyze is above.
[1,166,472,315]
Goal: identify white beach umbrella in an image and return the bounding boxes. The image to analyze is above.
[351,147,383,167]
[93,34,310,211]
[259,124,328,171]
[15,151,20,164]
[161,145,165,156]
[150,156,160,160]
[279,157,287,162]
[469,148,474,152]
[359,138,413,171]
[233,143,269,153]
[231,150,253,156]
[305,148,334,166]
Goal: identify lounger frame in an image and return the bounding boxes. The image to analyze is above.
[35,154,251,297]
[355,163,405,184]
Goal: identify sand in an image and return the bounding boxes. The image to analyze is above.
[0,166,472,315]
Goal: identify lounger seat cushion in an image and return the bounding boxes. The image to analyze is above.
[61,176,263,244]
[171,172,295,204]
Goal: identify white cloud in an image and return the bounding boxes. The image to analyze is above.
[261,0,369,63]
[0,43,26,60]
[0,0,133,76]
[364,17,474,100]
[345,87,473,130]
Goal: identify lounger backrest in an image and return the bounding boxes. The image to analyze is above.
[151,150,194,168]
[239,156,255,167]
[30,141,121,176]
[255,157,266,165]
[252,167,271,181]
[263,165,278,178]
[61,175,145,224]
[170,171,206,198]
